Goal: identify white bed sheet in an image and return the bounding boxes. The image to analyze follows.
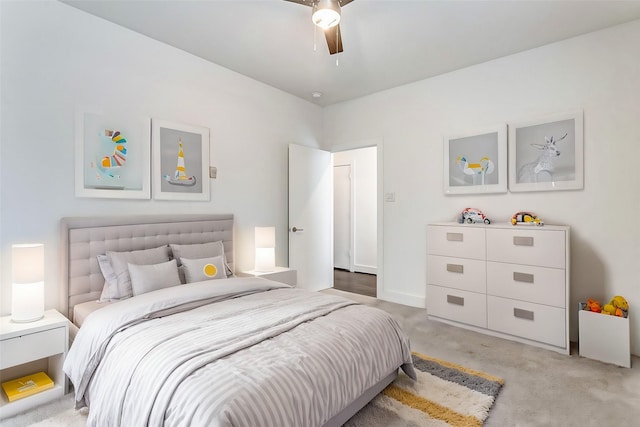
[72,300,112,328]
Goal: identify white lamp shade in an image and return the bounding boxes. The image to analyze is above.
[12,244,44,284]
[255,227,275,248]
[12,244,45,323]
[255,227,276,272]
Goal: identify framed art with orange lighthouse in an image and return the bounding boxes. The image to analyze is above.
[152,119,210,201]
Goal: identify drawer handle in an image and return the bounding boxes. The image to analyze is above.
[446,263,464,274]
[514,308,534,321]
[513,236,534,246]
[513,272,534,283]
[446,232,463,242]
[447,295,464,306]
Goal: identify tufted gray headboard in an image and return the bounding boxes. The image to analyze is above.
[60,214,234,319]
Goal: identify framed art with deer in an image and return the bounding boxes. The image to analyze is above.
[508,110,583,192]
[443,124,507,195]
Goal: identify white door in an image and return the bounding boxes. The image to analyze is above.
[333,165,351,270]
[288,144,333,291]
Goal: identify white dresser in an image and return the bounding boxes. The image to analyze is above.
[427,222,570,354]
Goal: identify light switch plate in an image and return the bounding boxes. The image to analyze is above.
[209,167,217,179]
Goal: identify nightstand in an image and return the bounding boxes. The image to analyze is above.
[240,267,297,286]
[0,309,69,419]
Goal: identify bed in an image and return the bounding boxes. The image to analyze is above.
[60,215,415,427]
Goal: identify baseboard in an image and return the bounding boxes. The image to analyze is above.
[354,265,377,275]
[377,289,425,308]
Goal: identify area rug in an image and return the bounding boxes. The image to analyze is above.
[13,352,503,427]
[344,352,504,427]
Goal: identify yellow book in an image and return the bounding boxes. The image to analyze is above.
[2,372,54,402]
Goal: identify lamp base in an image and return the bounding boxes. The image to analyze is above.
[255,247,275,273]
[11,281,45,324]
[11,314,44,323]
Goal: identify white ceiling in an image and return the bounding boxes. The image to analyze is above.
[62,0,640,106]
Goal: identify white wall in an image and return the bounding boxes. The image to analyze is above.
[0,1,323,314]
[333,147,377,274]
[324,20,640,355]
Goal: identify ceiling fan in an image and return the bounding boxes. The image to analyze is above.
[285,0,355,55]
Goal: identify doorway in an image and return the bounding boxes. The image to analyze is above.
[332,147,377,297]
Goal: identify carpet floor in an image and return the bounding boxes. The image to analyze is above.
[4,352,503,427]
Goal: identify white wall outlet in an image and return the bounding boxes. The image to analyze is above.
[384,192,395,202]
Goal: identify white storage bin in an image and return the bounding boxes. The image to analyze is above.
[578,308,630,368]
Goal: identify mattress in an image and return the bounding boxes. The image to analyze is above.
[72,300,111,328]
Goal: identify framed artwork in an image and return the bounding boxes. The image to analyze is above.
[75,108,151,199]
[508,110,583,192]
[152,119,210,201]
[443,124,507,195]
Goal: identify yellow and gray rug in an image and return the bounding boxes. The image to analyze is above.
[346,352,504,427]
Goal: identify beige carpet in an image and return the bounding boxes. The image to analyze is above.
[6,352,503,427]
[30,406,87,427]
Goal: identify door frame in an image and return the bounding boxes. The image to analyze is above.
[332,163,354,271]
[330,138,384,300]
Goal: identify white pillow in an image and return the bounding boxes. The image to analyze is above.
[181,256,227,283]
[170,241,232,276]
[97,254,118,302]
[106,245,171,300]
[170,241,224,265]
[128,259,181,296]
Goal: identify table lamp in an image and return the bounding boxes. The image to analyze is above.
[255,227,275,272]
[12,243,45,323]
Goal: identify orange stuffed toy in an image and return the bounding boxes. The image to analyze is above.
[586,298,601,313]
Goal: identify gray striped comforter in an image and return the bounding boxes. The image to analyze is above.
[64,277,415,427]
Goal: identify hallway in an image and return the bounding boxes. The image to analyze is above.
[333,269,376,298]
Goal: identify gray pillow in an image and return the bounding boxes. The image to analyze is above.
[181,256,227,283]
[128,259,181,296]
[97,254,118,302]
[106,245,170,300]
[170,241,232,275]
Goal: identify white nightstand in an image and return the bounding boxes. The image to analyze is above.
[0,309,69,419]
[240,267,297,287]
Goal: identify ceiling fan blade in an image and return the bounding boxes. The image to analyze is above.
[283,0,314,7]
[283,0,355,7]
[324,24,343,55]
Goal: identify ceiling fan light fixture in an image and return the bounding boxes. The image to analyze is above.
[312,0,341,29]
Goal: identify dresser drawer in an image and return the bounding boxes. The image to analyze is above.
[487,262,565,308]
[427,225,485,260]
[487,296,566,348]
[428,255,486,293]
[0,326,66,369]
[426,285,486,328]
[486,228,565,268]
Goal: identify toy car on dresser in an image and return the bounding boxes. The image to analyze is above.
[458,207,491,224]
[511,211,543,226]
